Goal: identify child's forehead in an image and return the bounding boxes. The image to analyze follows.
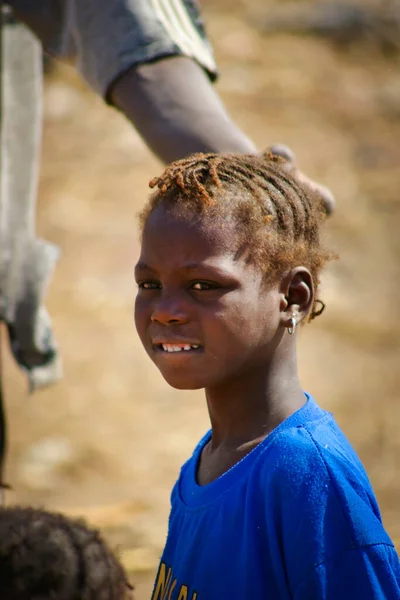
[140,205,258,270]
[143,204,239,250]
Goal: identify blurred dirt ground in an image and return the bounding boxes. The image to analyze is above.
[2,1,400,597]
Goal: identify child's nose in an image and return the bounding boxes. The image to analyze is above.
[151,294,189,325]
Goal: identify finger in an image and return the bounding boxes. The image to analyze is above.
[267,143,297,165]
[295,171,335,216]
[264,145,335,215]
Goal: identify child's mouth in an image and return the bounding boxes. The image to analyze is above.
[154,343,201,353]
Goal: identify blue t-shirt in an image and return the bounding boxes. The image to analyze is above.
[151,396,400,600]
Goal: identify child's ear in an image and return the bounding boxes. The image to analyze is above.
[279,267,314,328]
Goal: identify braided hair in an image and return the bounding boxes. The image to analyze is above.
[141,152,333,320]
[0,506,134,600]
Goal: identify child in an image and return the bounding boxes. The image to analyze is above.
[0,505,134,599]
[134,152,400,600]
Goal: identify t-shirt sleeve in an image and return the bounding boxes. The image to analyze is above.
[294,543,400,600]
[260,425,399,596]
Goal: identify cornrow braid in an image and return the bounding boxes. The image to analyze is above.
[142,152,334,321]
[0,506,134,600]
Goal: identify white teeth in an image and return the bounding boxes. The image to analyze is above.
[160,344,200,352]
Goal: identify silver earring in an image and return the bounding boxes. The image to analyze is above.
[287,315,297,335]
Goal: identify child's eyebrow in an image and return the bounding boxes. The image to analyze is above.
[181,262,207,271]
[135,261,240,281]
[135,262,155,273]
[181,262,239,280]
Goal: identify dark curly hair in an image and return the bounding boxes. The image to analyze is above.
[0,506,134,600]
[141,152,334,321]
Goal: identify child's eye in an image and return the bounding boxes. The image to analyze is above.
[138,281,161,290]
[191,281,219,291]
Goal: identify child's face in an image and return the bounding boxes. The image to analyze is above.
[134,206,283,390]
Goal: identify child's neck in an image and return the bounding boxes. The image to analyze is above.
[204,350,306,450]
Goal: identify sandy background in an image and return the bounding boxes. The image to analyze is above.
[3,1,400,596]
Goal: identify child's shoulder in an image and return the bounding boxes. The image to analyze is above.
[252,401,391,547]
[251,402,395,587]
[257,401,370,495]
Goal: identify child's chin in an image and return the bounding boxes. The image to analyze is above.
[160,372,205,391]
